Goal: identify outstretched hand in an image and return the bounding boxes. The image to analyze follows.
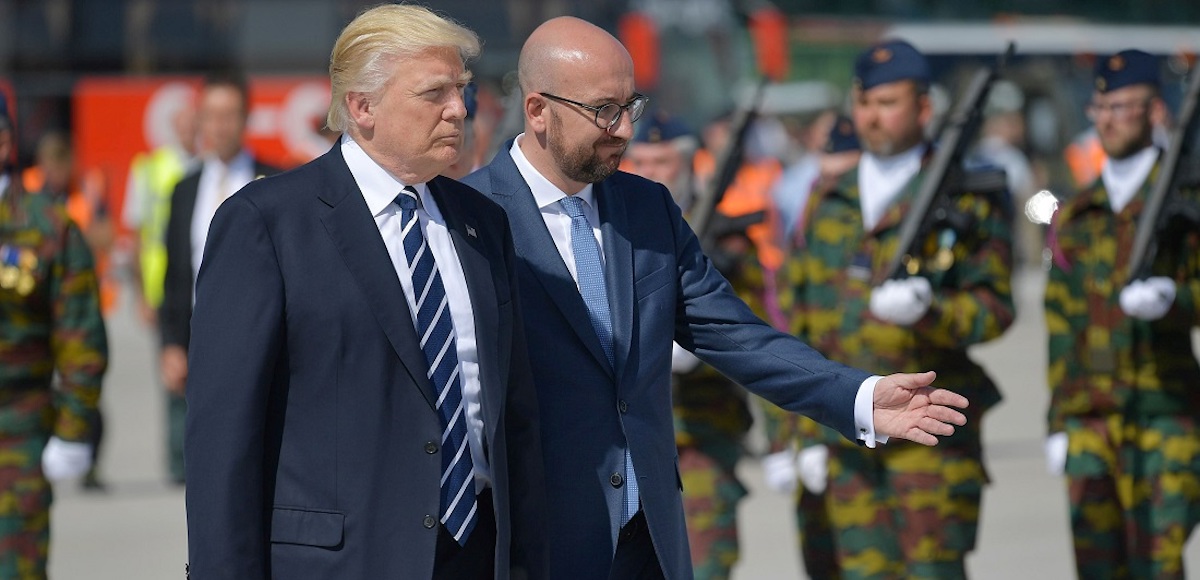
[872,371,968,446]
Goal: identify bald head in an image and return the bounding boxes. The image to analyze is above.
[518,17,633,95]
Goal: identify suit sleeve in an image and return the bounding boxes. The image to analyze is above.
[160,179,192,349]
[184,194,285,579]
[498,211,550,580]
[662,183,868,441]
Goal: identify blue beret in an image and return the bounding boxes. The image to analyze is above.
[464,82,477,119]
[853,39,930,91]
[1094,50,1160,93]
[633,110,692,144]
[825,115,859,154]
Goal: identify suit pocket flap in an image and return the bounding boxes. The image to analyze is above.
[270,507,345,548]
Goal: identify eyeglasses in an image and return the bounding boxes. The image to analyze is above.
[539,92,649,132]
[1086,98,1151,121]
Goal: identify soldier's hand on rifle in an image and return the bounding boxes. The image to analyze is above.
[869,277,933,325]
[1119,276,1176,321]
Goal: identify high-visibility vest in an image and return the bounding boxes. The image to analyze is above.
[129,147,188,308]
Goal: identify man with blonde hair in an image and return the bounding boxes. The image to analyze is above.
[184,5,546,579]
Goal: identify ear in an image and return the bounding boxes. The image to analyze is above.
[346,92,374,132]
[915,88,934,129]
[1149,96,1168,130]
[525,93,548,135]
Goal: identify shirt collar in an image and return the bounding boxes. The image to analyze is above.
[341,133,436,218]
[202,149,254,176]
[508,133,596,212]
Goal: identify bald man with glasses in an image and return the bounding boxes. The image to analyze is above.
[465,17,972,580]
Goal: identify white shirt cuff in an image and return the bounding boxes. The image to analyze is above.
[854,375,888,448]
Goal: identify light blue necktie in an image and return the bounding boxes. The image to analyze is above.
[559,195,638,526]
[397,187,477,545]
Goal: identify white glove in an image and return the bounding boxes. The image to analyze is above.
[762,450,799,494]
[1119,277,1176,321]
[1044,432,1068,476]
[42,437,93,482]
[670,342,702,374]
[869,277,933,326]
[797,445,829,494]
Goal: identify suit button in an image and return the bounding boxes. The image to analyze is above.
[618,400,628,413]
[610,472,624,488]
[424,441,438,454]
[423,515,436,529]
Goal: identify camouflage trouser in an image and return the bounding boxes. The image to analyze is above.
[1064,415,1200,580]
[679,443,747,580]
[825,440,986,580]
[0,393,55,580]
[796,487,840,580]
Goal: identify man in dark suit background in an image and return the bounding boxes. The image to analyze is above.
[464,17,969,580]
[158,71,279,485]
[183,5,545,579]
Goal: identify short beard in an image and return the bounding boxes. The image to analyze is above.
[548,110,625,184]
[1102,124,1154,160]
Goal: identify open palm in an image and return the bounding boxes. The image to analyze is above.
[872,371,969,446]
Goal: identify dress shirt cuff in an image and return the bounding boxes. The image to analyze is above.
[854,375,888,448]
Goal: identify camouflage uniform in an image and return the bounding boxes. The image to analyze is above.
[0,183,107,578]
[783,164,1014,579]
[1045,163,1200,580]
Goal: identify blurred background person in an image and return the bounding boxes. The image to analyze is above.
[1044,49,1200,580]
[123,92,200,326]
[158,71,279,485]
[624,110,753,580]
[0,94,108,578]
[761,111,862,580]
[782,39,1014,579]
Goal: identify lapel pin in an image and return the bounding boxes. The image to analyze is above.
[466,226,477,238]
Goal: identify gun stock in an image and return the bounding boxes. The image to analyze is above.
[875,42,1015,285]
[691,79,769,251]
[1126,63,1200,281]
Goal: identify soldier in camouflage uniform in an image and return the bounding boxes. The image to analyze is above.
[782,40,1014,579]
[0,100,108,578]
[623,111,754,580]
[1044,49,1200,580]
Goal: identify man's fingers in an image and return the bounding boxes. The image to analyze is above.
[918,416,956,437]
[925,405,967,426]
[904,429,938,447]
[892,371,937,390]
[928,387,968,409]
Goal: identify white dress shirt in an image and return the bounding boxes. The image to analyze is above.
[508,135,887,447]
[342,134,490,491]
[191,151,256,288]
[1101,145,1157,214]
[858,145,926,231]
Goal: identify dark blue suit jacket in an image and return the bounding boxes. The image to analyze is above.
[465,147,870,580]
[185,145,546,579]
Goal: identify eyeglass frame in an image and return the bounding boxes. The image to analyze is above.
[538,92,649,132]
[1086,96,1153,121]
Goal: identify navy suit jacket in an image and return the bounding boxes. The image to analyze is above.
[464,146,870,580]
[185,145,546,579]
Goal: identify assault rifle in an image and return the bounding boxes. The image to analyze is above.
[690,79,769,253]
[1125,62,1200,281]
[875,42,1015,285]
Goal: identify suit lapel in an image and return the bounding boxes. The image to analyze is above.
[485,153,614,376]
[428,177,501,443]
[315,148,437,408]
[596,179,634,382]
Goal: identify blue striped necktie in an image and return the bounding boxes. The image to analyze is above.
[559,195,638,526]
[396,187,476,545]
